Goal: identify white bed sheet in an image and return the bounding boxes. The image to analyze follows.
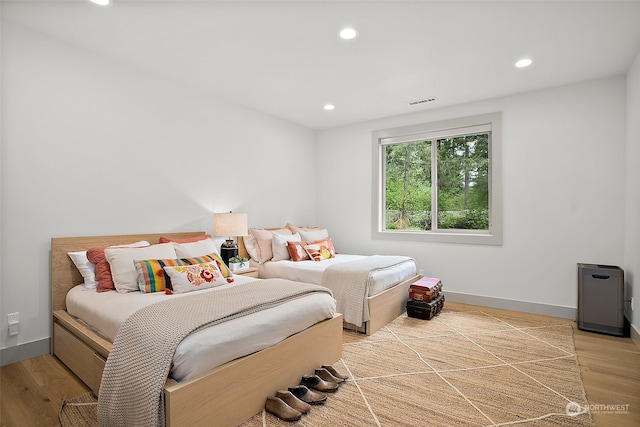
[66,275,336,382]
[258,254,417,296]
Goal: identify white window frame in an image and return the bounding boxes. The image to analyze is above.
[372,112,502,245]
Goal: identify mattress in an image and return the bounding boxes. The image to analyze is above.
[258,254,417,296]
[66,275,336,382]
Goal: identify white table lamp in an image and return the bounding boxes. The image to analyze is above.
[214,212,248,266]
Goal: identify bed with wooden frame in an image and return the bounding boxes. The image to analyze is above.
[51,231,342,427]
[238,233,421,336]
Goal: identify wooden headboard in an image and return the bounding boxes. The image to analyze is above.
[51,231,205,312]
[238,236,250,260]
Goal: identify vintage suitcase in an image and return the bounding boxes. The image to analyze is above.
[406,293,445,320]
[409,285,441,302]
[409,277,442,302]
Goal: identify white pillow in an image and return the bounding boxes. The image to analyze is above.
[163,261,228,293]
[243,235,259,262]
[172,238,218,258]
[299,228,329,241]
[68,251,98,289]
[68,240,150,289]
[272,233,301,261]
[105,243,177,293]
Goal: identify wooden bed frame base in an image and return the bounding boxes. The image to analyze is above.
[344,274,420,335]
[51,232,343,427]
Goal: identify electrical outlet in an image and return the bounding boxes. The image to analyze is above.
[7,312,19,336]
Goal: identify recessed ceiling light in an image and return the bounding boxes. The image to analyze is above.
[323,104,335,111]
[515,58,533,68]
[90,0,110,5]
[339,28,358,40]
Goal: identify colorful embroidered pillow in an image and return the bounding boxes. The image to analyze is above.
[304,244,334,261]
[304,238,336,261]
[288,238,336,262]
[86,241,150,292]
[194,253,232,278]
[163,261,227,294]
[135,252,233,293]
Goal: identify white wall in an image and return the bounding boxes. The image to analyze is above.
[1,18,636,364]
[316,77,627,316]
[625,49,640,339]
[0,21,318,361]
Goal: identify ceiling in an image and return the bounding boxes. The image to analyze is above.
[4,0,640,130]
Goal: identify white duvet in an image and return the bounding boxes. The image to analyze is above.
[258,254,417,296]
[66,275,336,382]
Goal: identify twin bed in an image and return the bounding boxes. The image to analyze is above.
[51,229,419,425]
[239,226,420,335]
[51,232,342,426]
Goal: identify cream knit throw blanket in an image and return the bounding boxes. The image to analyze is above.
[97,279,331,427]
[321,255,415,327]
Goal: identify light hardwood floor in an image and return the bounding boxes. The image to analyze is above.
[1,302,638,427]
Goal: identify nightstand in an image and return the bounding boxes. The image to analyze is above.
[232,267,259,279]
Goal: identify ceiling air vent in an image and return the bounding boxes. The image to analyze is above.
[408,97,438,106]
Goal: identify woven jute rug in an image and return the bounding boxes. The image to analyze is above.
[60,308,594,427]
[240,308,594,427]
[59,391,97,427]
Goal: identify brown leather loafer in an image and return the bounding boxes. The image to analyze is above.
[265,396,302,421]
[300,374,339,392]
[322,364,349,380]
[276,390,311,414]
[315,367,345,384]
[288,385,327,405]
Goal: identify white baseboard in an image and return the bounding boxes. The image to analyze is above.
[444,291,577,319]
[631,323,640,350]
[0,338,50,367]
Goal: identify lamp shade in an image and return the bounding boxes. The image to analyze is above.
[214,212,248,237]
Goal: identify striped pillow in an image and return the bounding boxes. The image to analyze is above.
[135,258,181,293]
[135,253,232,293]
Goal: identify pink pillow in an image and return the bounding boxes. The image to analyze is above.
[86,247,114,292]
[86,240,150,292]
[249,228,291,263]
[285,223,323,233]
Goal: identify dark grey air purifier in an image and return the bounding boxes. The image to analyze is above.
[577,263,625,336]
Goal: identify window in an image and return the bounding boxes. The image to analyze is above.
[372,112,502,245]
